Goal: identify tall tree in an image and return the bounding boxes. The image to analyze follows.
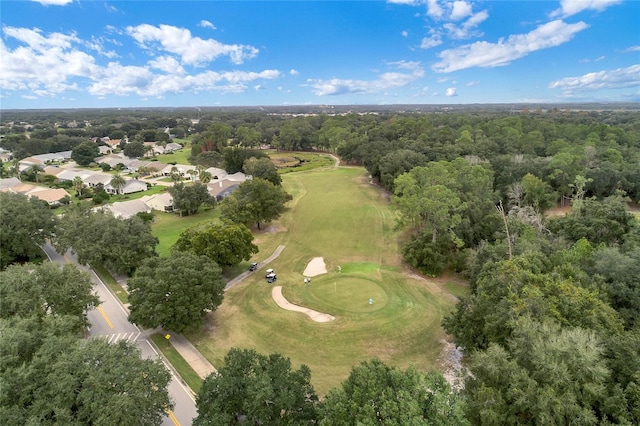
[320,358,468,426]
[123,140,146,158]
[0,262,99,328]
[172,220,258,267]
[195,348,318,425]
[128,251,225,333]
[0,192,56,268]
[168,182,215,216]
[220,178,292,229]
[0,330,172,426]
[464,317,624,425]
[71,141,100,166]
[393,163,466,244]
[109,172,126,195]
[243,156,282,186]
[54,205,157,275]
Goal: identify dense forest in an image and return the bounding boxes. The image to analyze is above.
[2,105,639,424]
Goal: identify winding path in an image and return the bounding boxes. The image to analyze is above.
[225,245,286,290]
[271,286,335,323]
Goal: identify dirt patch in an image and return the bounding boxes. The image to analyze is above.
[303,257,327,277]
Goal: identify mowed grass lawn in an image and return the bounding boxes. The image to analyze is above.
[189,164,460,396]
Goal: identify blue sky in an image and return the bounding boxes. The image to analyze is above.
[1,0,638,109]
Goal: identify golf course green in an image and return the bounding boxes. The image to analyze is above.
[189,156,466,395]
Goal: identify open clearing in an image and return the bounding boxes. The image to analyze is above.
[189,158,465,395]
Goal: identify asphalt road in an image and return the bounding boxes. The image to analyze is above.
[42,243,197,426]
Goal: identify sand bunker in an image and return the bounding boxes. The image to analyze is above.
[303,257,327,277]
[272,286,335,323]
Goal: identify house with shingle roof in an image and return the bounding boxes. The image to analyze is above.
[95,199,151,219]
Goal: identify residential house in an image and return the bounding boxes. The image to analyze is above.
[205,167,228,180]
[140,192,174,212]
[96,199,151,219]
[0,178,69,206]
[208,179,240,201]
[163,142,182,153]
[83,173,113,189]
[105,179,147,195]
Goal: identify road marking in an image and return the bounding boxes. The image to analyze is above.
[167,409,181,426]
[96,305,114,329]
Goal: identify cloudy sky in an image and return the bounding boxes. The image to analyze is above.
[1,0,638,108]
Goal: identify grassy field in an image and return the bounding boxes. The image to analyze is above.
[151,207,220,256]
[188,162,463,396]
[155,140,191,165]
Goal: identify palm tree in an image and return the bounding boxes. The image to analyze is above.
[72,176,85,197]
[187,169,198,181]
[109,172,127,195]
[197,166,212,184]
[170,166,181,184]
[11,158,20,179]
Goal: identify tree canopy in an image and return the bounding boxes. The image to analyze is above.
[243,156,282,186]
[0,192,56,268]
[195,348,318,425]
[172,220,258,267]
[320,358,468,426]
[71,141,99,166]
[168,182,215,216]
[220,178,292,229]
[0,320,172,426]
[0,262,99,329]
[127,251,225,333]
[54,205,158,275]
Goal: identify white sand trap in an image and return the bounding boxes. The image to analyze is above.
[303,257,327,277]
[272,286,335,322]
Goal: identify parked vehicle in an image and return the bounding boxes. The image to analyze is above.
[265,269,274,277]
[266,272,277,283]
[249,262,258,271]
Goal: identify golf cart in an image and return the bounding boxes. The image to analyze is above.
[266,271,277,283]
[265,269,274,278]
[249,262,258,271]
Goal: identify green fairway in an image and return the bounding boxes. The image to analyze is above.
[188,161,459,395]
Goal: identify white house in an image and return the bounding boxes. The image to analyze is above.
[140,192,174,212]
[95,199,151,219]
[105,179,147,195]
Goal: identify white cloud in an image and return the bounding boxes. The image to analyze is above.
[401,30,409,37]
[32,0,74,5]
[450,1,472,20]
[126,24,258,66]
[444,10,488,39]
[420,32,442,49]
[551,0,622,18]
[384,60,422,70]
[387,0,421,5]
[549,64,640,93]
[466,80,479,86]
[88,64,281,97]
[290,69,300,76]
[308,69,424,96]
[433,20,589,72]
[446,87,457,96]
[624,45,640,52]
[0,25,280,100]
[86,36,118,58]
[426,0,444,19]
[0,28,96,95]
[199,20,217,30]
[148,56,185,74]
